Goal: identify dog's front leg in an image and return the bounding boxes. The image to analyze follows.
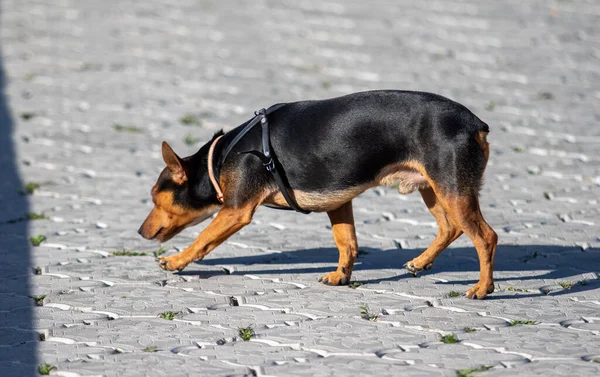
[319,201,358,285]
[158,206,253,272]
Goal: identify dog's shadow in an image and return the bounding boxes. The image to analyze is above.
[181,244,600,299]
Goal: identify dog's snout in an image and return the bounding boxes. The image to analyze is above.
[137,226,143,236]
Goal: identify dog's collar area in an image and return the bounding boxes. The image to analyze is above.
[207,105,310,214]
[207,135,224,203]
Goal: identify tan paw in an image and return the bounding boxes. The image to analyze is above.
[403,258,434,276]
[466,280,494,299]
[157,255,189,272]
[318,270,350,286]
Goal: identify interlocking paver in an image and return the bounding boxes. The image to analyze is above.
[1,0,599,376]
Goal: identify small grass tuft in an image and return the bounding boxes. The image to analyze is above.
[485,101,495,111]
[30,235,46,246]
[238,326,255,341]
[456,365,493,377]
[38,363,55,375]
[20,182,40,195]
[153,246,168,258]
[440,333,459,344]
[536,91,554,100]
[111,250,147,257]
[29,295,46,306]
[180,114,201,126]
[21,112,36,121]
[506,286,529,292]
[28,212,49,220]
[359,304,379,321]
[558,281,573,289]
[508,319,537,326]
[321,80,332,90]
[112,123,142,133]
[25,72,36,81]
[184,134,200,145]
[464,327,476,333]
[159,311,178,320]
[6,212,49,224]
[142,346,158,352]
[512,146,526,153]
[447,291,462,298]
[349,281,363,289]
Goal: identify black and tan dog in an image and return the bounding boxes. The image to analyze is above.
[138,90,498,299]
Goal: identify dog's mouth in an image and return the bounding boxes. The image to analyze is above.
[151,227,164,240]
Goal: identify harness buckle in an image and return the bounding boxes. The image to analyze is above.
[264,158,276,172]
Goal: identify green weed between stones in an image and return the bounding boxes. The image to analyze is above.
[485,101,495,111]
[464,327,476,333]
[456,365,493,377]
[159,311,178,320]
[142,346,158,352]
[21,112,36,121]
[349,281,363,289]
[184,134,200,145]
[30,235,46,246]
[558,281,575,289]
[238,326,255,341]
[506,286,529,292]
[153,246,168,258]
[111,250,147,257]
[180,114,201,126]
[447,291,462,298]
[508,319,537,326]
[112,123,142,133]
[359,304,379,321]
[536,91,554,100]
[6,212,49,224]
[38,363,55,375]
[29,295,46,306]
[440,333,459,344]
[20,182,40,195]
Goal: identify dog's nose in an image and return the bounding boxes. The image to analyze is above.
[137,226,143,237]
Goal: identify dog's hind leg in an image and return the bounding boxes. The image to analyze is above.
[404,187,463,276]
[319,201,358,286]
[436,193,498,299]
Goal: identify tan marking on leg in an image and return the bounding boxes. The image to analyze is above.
[319,201,358,285]
[158,205,255,271]
[404,187,462,274]
[434,193,498,299]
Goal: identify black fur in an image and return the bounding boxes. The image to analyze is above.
[160,90,489,209]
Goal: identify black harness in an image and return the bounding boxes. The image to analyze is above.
[215,104,310,214]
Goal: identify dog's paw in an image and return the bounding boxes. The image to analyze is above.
[466,280,494,299]
[403,259,433,276]
[157,255,188,272]
[318,271,350,286]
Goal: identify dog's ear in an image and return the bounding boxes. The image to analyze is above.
[162,141,187,185]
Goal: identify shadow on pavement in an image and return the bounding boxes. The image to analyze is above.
[0,31,37,377]
[195,243,599,299]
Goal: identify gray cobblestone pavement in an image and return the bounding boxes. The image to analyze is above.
[1,0,600,376]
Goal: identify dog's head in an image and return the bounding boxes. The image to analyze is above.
[138,141,221,242]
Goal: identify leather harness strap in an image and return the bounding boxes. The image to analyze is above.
[207,134,224,202]
[207,104,310,214]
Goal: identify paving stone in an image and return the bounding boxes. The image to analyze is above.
[1,0,599,376]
